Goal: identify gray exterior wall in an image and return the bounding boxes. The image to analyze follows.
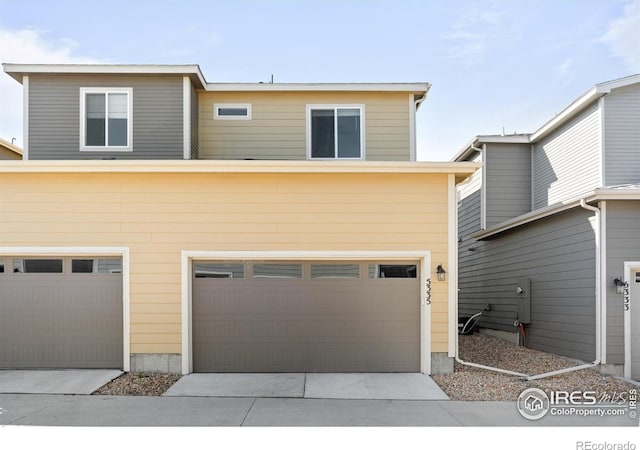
[532,101,601,209]
[458,206,597,362]
[28,74,184,159]
[604,200,640,364]
[484,143,531,227]
[603,84,640,186]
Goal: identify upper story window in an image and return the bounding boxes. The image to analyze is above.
[80,87,133,151]
[214,103,252,120]
[307,105,364,160]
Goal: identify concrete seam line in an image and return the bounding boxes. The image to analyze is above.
[240,398,257,427]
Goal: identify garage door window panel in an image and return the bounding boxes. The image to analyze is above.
[12,259,63,274]
[194,262,244,279]
[72,259,122,274]
[368,264,418,278]
[310,264,360,279]
[253,263,302,279]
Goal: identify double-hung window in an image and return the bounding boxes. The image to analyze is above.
[80,88,133,151]
[307,105,364,159]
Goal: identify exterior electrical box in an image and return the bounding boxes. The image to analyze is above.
[516,278,531,324]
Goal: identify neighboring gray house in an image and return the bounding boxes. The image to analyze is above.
[454,74,640,381]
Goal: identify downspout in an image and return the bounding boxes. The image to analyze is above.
[525,198,602,380]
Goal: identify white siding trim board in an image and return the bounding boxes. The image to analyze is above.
[183,77,191,160]
[623,261,639,379]
[22,75,29,160]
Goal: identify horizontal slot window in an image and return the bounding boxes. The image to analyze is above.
[13,259,63,274]
[214,103,251,120]
[194,263,245,279]
[253,263,302,279]
[369,264,417,279]
[72,259,122,274]
[311,264,360,279]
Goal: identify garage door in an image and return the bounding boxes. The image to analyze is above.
[0,257,123,369]
[193,260,420,372]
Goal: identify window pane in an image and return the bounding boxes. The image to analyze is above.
[13,259,63,274]
[337,109,361,158]
[253,263,302,279]
[194,263,244,278]
[86,93,106,146]
[0,259,4,273]
[96,259,122,273]
[72,259,94,273]
[218,107,248,116]
[368,264,417,278]
[108,93,128,146]
[311,264,360,279]
[311,109,335,158]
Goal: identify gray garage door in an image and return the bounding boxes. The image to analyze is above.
[193,260,420,372]
[0,257,123,369]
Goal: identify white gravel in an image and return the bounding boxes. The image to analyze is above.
[432,333,636,401]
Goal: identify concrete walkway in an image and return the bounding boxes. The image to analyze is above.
[0,394,637,426]
[163,373,449,400]
[0,370,123,395]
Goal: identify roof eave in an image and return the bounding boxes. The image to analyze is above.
[2,63,208,89]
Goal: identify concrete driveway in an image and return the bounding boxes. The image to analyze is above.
[163,373,450,400]
[0,370,123,395]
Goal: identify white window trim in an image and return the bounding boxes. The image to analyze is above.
[213,103,252,120]
[306,104,365,160]
[80,87,133,152]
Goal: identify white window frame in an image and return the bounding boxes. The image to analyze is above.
[213,103,252,120]
[306,104,365,160]
[80,87,133,152]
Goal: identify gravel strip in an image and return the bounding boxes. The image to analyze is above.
[432,334,636,401]
[93,372,181,396]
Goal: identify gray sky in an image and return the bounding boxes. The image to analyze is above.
[0,0,638,160]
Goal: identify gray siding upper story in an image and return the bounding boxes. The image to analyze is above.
[604,84,640,186]
[28,74,184,160]
[605,200,640,365]
[458,206,597,362]
[532,101,601,209]
[484,143,531,227]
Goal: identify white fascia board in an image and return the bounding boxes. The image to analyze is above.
[587,189,640,201]
[206,82,431,93]
[594,73,640,93]
[0,160,480,180]
[530,88,601,142]
[2,63,207,88]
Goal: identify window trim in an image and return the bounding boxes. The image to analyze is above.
[306,104,365,160]
[213,103,252,120]
[79,87,133,152]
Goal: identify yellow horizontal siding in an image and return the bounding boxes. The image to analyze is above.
[0,171,451,356]
[198,91,410,160]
